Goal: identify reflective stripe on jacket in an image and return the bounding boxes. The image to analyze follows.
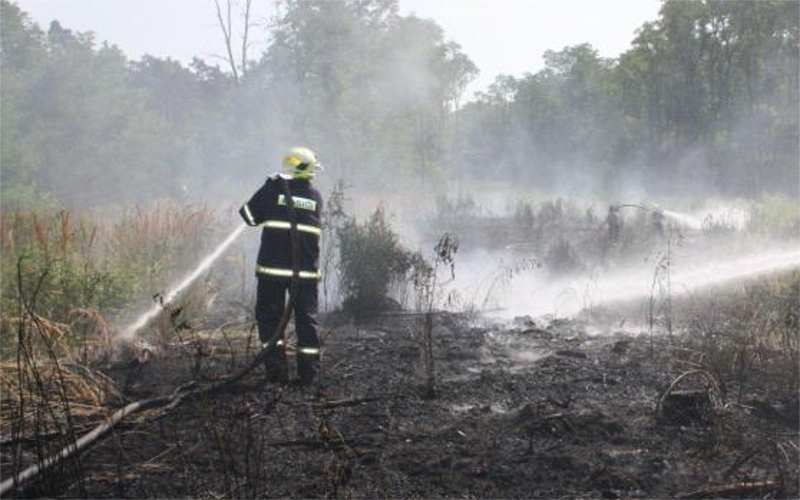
[239,176,323,280]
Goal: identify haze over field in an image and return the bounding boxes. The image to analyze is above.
[4,0,797,209]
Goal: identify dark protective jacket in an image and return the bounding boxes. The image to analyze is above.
[239,175,323,280]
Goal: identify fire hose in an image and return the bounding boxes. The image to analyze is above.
[618,204,654,212]
[0,182,303,497]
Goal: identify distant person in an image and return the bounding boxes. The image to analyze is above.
[585,207,597,226]
[652,209,665,237]
[239,147,324,386]
[606,205,621,243]
[515,202,535,235]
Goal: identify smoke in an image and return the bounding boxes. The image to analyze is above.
[393,193,798,327]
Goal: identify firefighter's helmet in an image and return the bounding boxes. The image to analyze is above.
[282,147,322,179]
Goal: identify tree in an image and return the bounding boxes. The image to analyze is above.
[212,0,256,85]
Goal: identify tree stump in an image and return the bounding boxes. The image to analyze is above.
[660,389,712,425]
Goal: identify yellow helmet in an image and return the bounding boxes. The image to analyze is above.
[282,146,322,179]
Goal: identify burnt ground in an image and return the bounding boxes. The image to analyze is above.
[3,312,799,499]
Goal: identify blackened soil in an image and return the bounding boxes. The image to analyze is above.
[3,313,798,499]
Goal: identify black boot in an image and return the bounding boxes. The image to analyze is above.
[264,348,289,384]
[296,350,320,387]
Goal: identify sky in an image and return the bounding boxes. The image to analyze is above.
[17,0,662,98]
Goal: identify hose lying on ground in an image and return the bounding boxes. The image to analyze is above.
[1,391,171,496]
[0,331,286,496]
[1,184,305,497]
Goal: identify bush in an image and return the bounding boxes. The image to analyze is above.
[338,206,422,316]
[544,238,584,275]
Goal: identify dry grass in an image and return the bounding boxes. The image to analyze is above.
[0,361,117,431]
[0,204,235,485]
[671,271,800,404]
[0,205,233,358]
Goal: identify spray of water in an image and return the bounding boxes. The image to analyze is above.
[120,223,248,341]
[662,203,751,231]
[465,248,800,320]
[662,210,704,230]
[581,249,800,315]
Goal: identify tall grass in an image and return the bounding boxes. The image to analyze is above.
[0,204,229,358]
[675,271,800,403]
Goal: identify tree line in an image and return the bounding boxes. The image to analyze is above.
[1,0,797,209]
[456,1,798,198]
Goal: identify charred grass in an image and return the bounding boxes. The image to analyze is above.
[2,276,797,498]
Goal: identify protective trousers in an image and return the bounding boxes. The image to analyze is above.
[256,277,320,384]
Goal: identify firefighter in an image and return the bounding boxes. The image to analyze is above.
[239,147,324,385]
[606,205,621,243]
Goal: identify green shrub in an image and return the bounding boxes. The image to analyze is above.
[338,206,422,316]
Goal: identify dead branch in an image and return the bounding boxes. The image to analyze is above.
[375,310,451,317]
[240,0,253,77]
[214,0,239,84]
[318,396,384,409]
[62,362,124,404]
[265,438,371,452]
[678,480,780,499]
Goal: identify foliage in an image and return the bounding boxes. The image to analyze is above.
[0,3,178,206]
[1,212,124,323]
[0,206,225,356]
[337,205,423,315]
[456,0,799,197]
[0,0,478,208]
[2,0,797,209]
[513,201,535,234]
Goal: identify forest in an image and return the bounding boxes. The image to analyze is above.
[2,0,798,208]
